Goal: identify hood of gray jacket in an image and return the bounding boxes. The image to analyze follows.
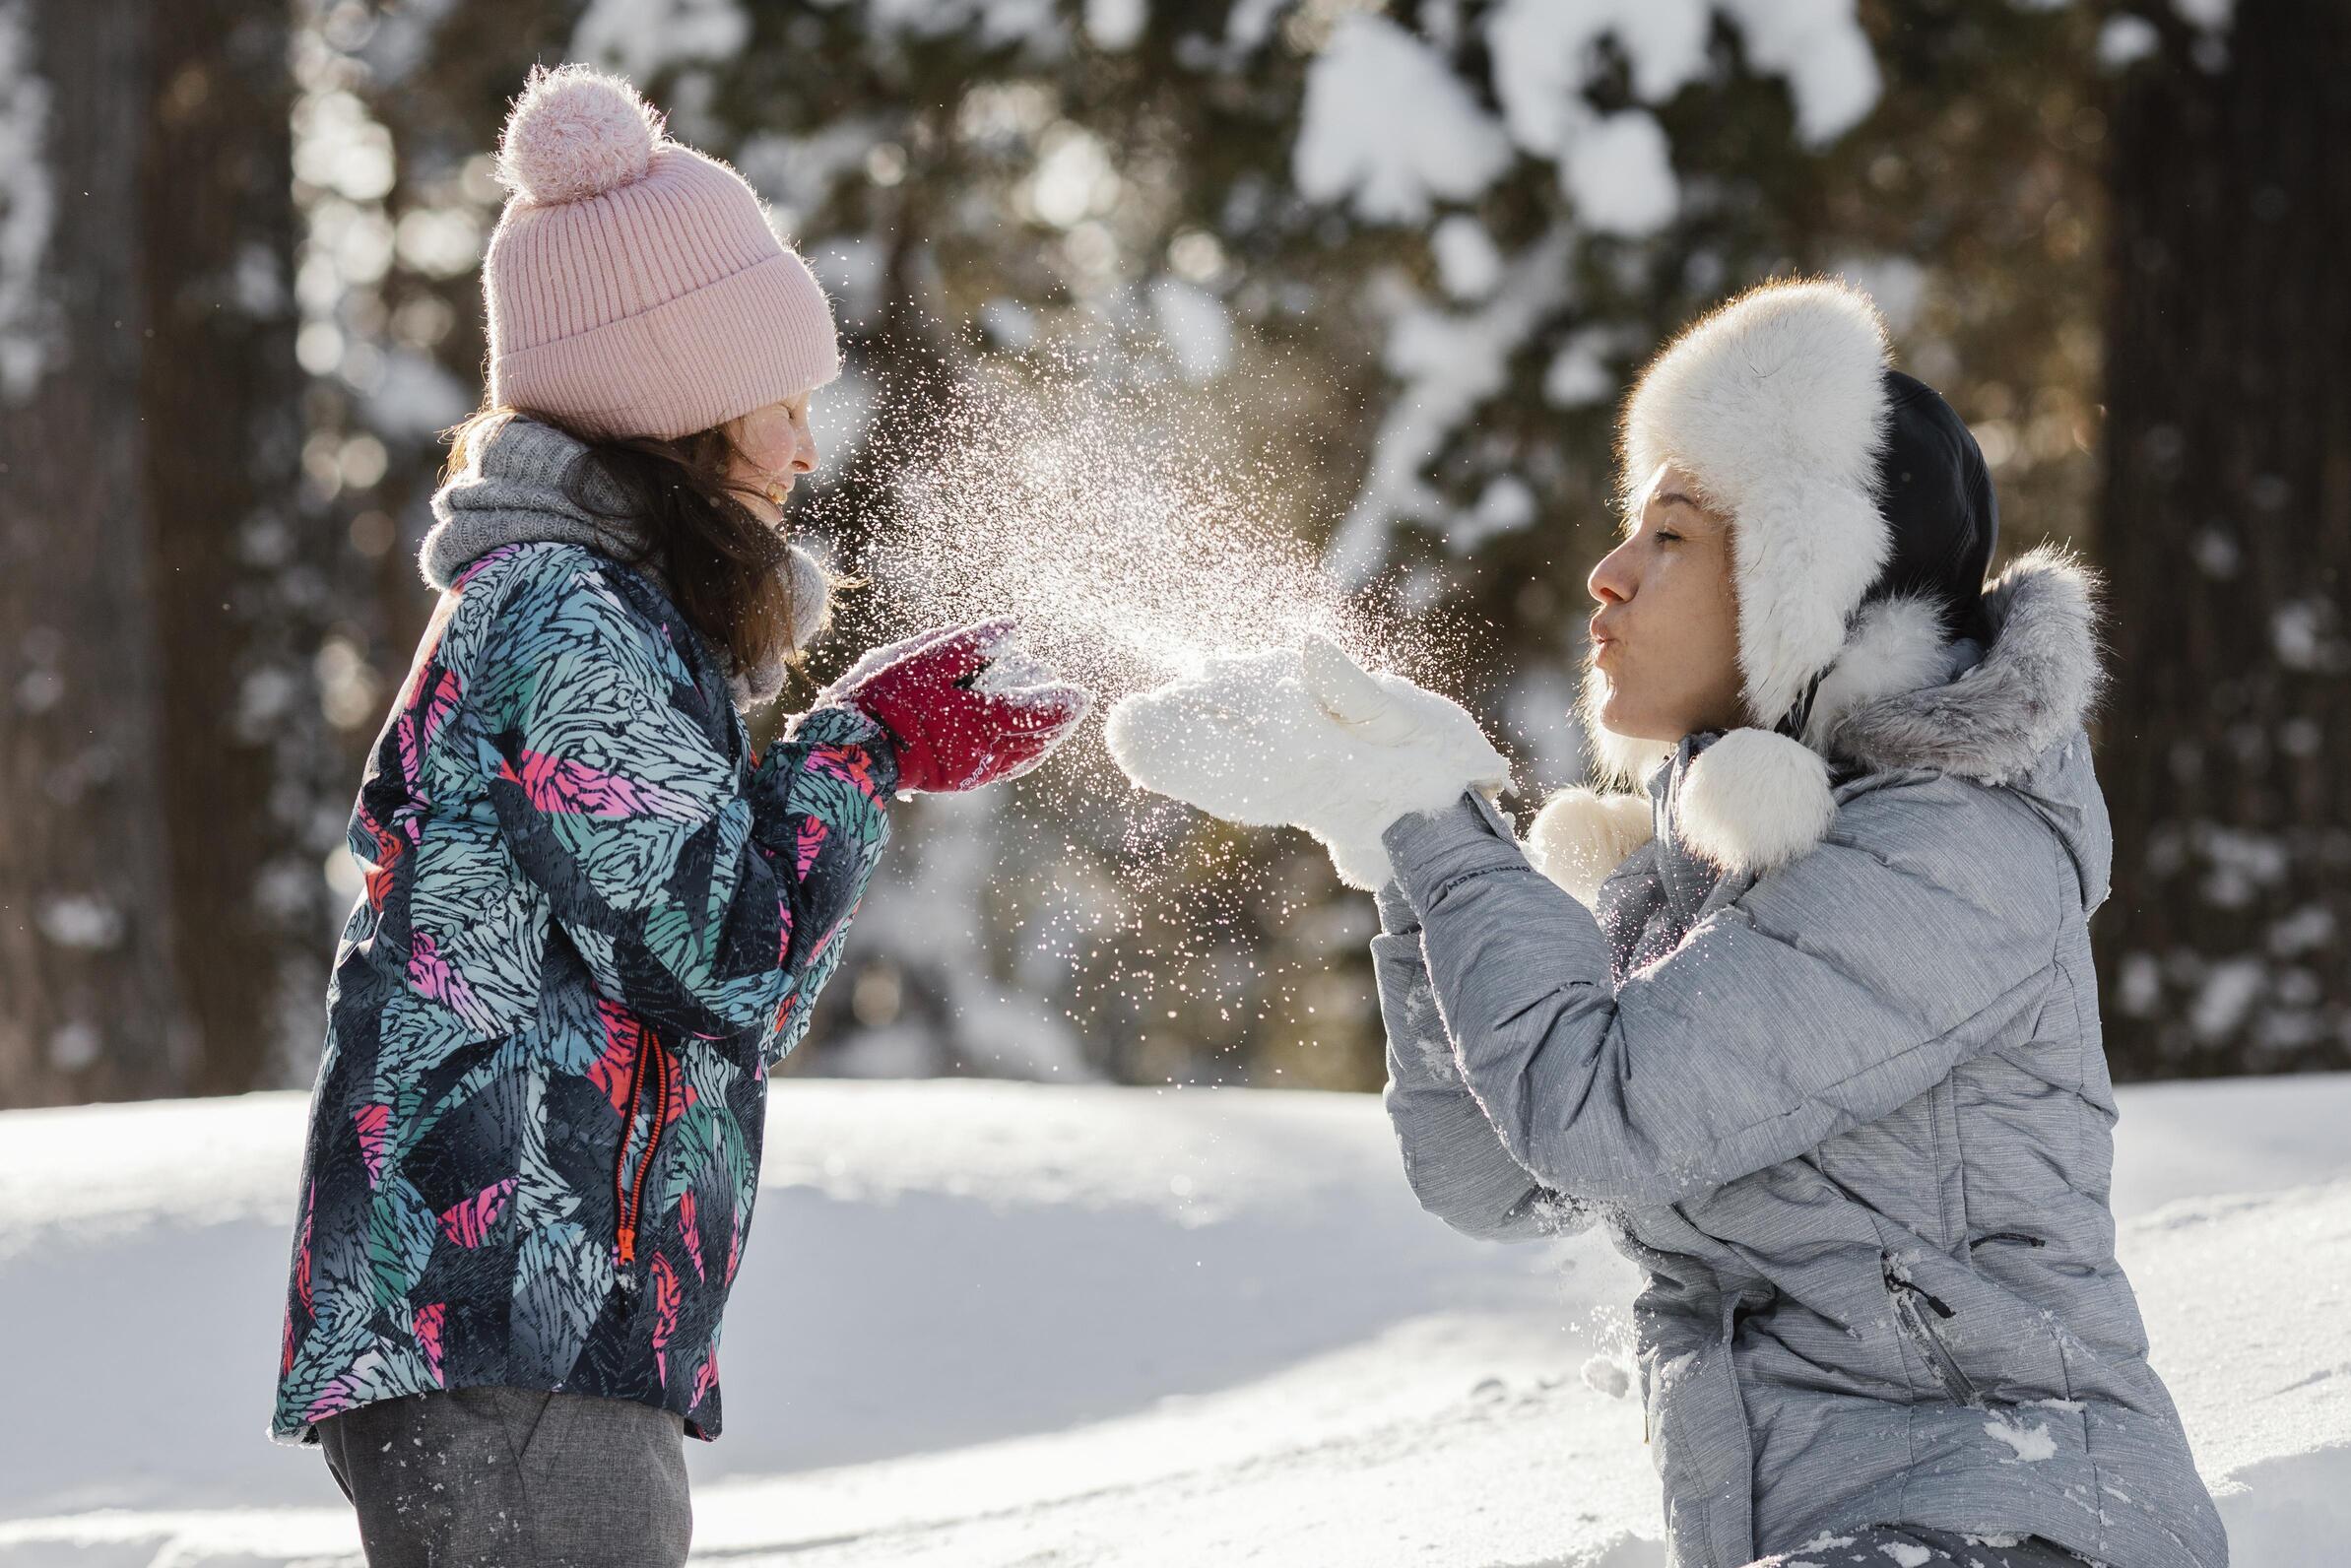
[419,412,830,711]
[1822,545,2112,911]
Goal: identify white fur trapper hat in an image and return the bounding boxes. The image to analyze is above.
[1531,278,1997,898]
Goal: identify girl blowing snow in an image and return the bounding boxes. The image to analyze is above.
[270,65,1084,1566]
[1110,281,2225,1567]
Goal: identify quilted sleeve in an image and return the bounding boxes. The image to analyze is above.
[1385,782,2063,1209]
[1375,881,1588,1242]
[469,550,896,1043]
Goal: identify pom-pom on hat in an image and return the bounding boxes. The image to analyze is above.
[496,62,662,204]
[482,64,839,441]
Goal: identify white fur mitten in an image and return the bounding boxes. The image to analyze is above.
[1105,634,1512,889]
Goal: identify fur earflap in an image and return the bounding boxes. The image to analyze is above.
[1620,279,1894,729]
[1671,728,1837,877]
[1527,787,1656,906]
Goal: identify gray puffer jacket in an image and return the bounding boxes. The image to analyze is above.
[1376,555,2226,1568]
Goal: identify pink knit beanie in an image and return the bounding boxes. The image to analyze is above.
[483,64,839,441]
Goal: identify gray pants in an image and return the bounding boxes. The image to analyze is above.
[317,1387,691,1568]
[1748,1524,2095,1566]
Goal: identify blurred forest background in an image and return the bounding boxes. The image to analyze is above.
[1,0,2343,1110]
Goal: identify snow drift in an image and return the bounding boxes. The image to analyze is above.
[1,1074,2344,1565]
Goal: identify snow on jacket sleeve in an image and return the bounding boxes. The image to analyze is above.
[1382,781,2065,1210]
[470,549,896,1045]
[1375,876,1589,1243]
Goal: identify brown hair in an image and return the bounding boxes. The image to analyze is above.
[440,403,809,680]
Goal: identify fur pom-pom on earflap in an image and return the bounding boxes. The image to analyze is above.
[1672,728,1837,877]
[496,63,663,206]
[1527,787,1657,907]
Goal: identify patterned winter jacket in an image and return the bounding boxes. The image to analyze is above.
[270,531,895,1446]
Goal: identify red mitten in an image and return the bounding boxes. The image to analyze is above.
[819,619,1090,795]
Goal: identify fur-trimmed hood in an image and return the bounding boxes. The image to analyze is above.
[1529,546,2107,904]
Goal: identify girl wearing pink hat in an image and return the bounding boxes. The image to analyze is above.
[269,64,1086,1567]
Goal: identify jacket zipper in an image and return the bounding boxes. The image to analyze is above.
[615,1037,672,1281]
[1882,1257,1983,1406]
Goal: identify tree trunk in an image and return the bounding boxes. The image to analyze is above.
[0,0,189,1105]
[0,0,309,1108]
[2096,0,2351,1077]
[140,0,314,1096]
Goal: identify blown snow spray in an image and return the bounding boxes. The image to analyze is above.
[840,348,1447,702]
[813,347,1477,1075]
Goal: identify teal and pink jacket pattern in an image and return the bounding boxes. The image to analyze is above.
[271,540,895,1445]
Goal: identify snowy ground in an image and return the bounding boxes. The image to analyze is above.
[1,1074,2344,1566]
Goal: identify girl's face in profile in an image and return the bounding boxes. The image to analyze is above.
[726,392,820,519]
[1585,462,1746,744]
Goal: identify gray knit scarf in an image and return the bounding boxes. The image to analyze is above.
[418,412,829,711]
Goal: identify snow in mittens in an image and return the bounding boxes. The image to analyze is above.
[967,637,1065,701]
[3,1072,2345,1565]
[1102,635,1510,888]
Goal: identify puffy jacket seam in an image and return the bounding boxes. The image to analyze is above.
[2059,929,2092,1186]
[1678,952,2048,1172]
[1811,812,2019,931]
[1969,776,2078,924]
[1425,861,1524,906]
[2045,1324,2109,1562]
[1946,1078,1971,1253]
[1731,903,1942,1039]
[2043,951,2114,1562]
[1506,979,1603,1026]
[1899,1401,1922,1548]
[1927,1079,1950,1252]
